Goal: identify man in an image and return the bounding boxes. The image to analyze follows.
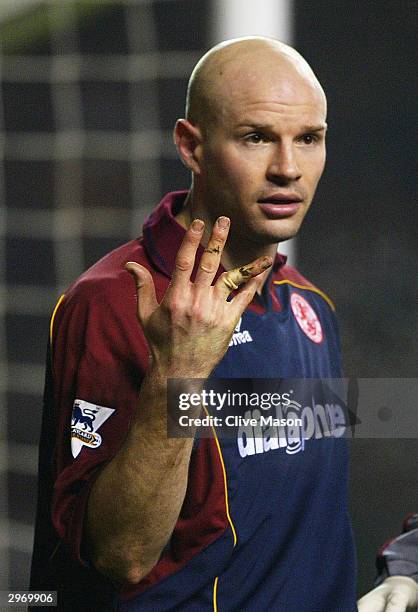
[30,37,417,611]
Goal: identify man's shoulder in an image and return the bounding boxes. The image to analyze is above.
[274,262,336,312]
[65,237,149,304]
[275,262,317,288]
[50,238,152,351]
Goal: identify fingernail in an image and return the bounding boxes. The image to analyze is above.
[217,216,230,229]
[191,219,204,232]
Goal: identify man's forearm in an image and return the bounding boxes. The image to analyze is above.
[86,369,196,585]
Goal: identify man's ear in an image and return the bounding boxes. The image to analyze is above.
[173,119,203,174]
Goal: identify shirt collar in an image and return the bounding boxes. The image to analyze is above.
[142,190,287,281]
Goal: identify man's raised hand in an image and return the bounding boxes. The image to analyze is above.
[125,217,272,380]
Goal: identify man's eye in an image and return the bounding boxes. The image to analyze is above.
[244,132,266,144]
[300,133,318,145]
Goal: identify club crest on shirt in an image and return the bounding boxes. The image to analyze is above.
[71,399,115,458]
[290,292,323,344]
[229,316,253,347]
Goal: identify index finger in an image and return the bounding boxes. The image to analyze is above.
[215,255,273,301]
[170,218,205,288]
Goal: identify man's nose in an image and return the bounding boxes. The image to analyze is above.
[267,143,302,182]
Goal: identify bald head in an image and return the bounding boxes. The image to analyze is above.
[186,37,326,133]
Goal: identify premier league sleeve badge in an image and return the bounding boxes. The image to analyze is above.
[71,399,115,458]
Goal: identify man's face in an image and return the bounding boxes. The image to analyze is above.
[194,59,327,246]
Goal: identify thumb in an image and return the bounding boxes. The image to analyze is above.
[125,261,158,324]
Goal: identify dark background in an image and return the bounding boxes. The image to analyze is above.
[1,0,416,599]
[294,1,417,595]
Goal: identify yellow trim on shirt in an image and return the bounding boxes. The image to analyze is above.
[211,428,238,547]
[273,280,336,311]
[213,576,219,612]
[202,404,237,547]
[202,405,237,612]
[49,293,65,347]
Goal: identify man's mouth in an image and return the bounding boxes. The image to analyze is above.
[257,194,303,218]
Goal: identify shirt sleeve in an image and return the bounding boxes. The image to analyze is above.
[375,514,418,584]
[49,278,149,566]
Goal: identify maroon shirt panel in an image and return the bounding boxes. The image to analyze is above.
[49,235,230,595]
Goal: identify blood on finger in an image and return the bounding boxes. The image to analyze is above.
[204,245,221,255]
[239,265,253,278]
